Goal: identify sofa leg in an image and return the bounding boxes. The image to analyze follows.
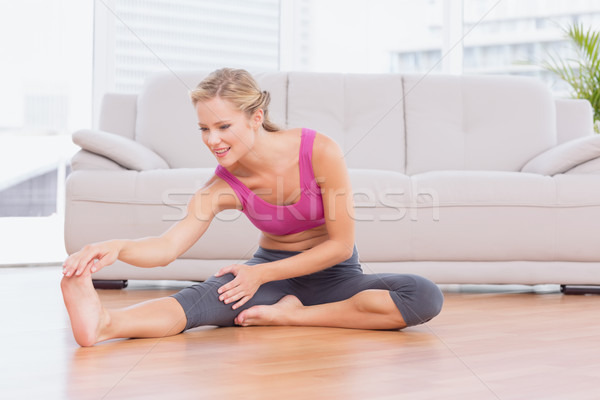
[92,280,128,290]
[560,285,600,295]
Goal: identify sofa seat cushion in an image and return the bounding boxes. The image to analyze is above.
[66,169,600,264]
[354,171,600,263]
[65,169,259,258]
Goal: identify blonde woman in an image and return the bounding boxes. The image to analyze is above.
[61,68,443,347]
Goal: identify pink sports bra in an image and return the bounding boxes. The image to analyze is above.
[215,128,326,236]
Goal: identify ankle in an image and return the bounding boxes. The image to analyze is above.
[95,308,113,343]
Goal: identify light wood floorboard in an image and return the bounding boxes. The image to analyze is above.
[1,266,599,400]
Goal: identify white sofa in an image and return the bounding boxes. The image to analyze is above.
[65,71,600,288]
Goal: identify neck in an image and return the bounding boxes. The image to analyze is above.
[233,127,278,176]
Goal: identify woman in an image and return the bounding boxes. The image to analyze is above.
[61,68,443,347]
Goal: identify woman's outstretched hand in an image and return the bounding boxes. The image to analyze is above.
[62,241,122,277]
[215,264,264,310]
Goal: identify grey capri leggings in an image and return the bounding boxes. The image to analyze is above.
[171,245,444,331]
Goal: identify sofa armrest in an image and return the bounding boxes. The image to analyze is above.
[72,129,169,171]
[555,98,595,144]
[70,149,126,171]
[521,134,600,176]
[564,157,600,174]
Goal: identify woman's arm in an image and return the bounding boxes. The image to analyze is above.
[216,133,356,307]
[62,176,235,276]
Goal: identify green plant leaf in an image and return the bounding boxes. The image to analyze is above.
[542,23,600,132]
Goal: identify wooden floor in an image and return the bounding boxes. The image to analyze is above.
[1,266,599,400]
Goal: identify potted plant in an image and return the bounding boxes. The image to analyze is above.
[543,23,600,133]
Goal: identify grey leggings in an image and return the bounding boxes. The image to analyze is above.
[171,245,444,331]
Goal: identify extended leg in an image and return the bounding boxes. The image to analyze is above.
[172,274,294,330]
[61,271,186,347]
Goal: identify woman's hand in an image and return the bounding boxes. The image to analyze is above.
[215,264,264,310]
[62,241,122,277]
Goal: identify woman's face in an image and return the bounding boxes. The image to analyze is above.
[195,96,256,165]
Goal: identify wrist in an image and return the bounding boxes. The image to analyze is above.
[108,239,125,256]
[255,263,271,285]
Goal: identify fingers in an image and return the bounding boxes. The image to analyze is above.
[221,288,245,305]
[218,273,242,295]
[216,264,257,309]
[62,246,105,277]
[216,265,242,292]
[63,257,95,277]
[223,292,252,310]
[62,257,82,277]
[214,264,239,277]
[90,257,111,273]
[214,267,229,277]
[218,280,240,302]
[218,280,251,309]
[232,296,250,310]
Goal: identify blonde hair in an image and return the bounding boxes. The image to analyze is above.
[190,68,280,132]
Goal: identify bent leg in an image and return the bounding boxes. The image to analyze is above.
[61,271,186,347]
[331,273,444,327]
[311,273,445,327]
[236,290,406,329]
[237,273,444,330]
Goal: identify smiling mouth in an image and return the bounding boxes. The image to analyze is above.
[214,147,231,157]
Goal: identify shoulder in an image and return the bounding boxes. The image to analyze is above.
[312,131,343,158]
[312,131,345,167]
[311,132,348,182]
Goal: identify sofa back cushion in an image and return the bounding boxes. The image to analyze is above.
[135,71,288,168]
[404,74,557,174]
[287,73,406,172]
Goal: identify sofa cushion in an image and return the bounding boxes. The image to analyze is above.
[404,75,557,174]
[72,129,169,170]
[64,169,259,258]
[135,71,288,168]
[565,157,600,174]
[350,170,558,262]
[287,73,406,172]
[70,150,125,171]
[521,134,600,176]
[352,171,600,263]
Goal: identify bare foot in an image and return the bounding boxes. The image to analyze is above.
[234,295,303,327]
[61,271,110,347]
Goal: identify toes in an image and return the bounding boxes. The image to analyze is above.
[234,312,245,326]
[235,307,260,326]
[235,308,254,326]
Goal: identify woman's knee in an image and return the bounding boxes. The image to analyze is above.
[411,275,444,324]
[390,275,443,327]
[172,275,238,330]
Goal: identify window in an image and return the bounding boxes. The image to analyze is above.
[96,0,280,95]
[281,0,444,74]
[462,0,600,89]
[0,0,92,265]
[285,0,600,89]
